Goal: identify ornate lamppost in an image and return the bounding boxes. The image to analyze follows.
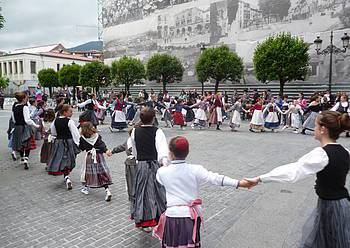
[313,31,349,93]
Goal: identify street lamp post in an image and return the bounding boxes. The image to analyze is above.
[314,31,349,93]
[199,43,206,95]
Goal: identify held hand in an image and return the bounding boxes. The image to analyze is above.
[244,177,261,186]
[106,150,113,157]
[238,179,258,189]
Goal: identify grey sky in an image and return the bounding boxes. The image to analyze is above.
[0,0,98,51]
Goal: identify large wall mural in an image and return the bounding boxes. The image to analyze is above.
[103,0,350,83]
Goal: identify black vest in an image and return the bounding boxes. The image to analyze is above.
[55,118,72,140]
[315,144,350,200]
[134,126,158,161]
[337,102,349,113]
[13,104,25,126]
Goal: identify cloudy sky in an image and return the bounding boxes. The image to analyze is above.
[0,0,98,51]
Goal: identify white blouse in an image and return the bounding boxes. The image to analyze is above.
[130,126,168,165]
[331,102,350,113]
[156,161,238,217]
[12,105,38,127]
[260,145,349,183]
[50,117,81,146]
[78,99,106,110]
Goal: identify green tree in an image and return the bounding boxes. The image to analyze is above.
[79,61,110,93]
[111,56,145,93]
[0,76,9,89]
[195,45,244,93]
[147,53,184,92]
[253,32,310,96]
[259,0,291,21]
[38,68,59,97]
[58,64,81,101]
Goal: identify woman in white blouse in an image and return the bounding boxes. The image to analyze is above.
[247,110,350,248]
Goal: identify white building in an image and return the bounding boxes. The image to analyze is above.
[0,44,93,94]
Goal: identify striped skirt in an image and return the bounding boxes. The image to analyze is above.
[162,217,201,248]
[12,125,35,151]
[131,160,166,227]
[81,153,113,188]
[301,198,350,248]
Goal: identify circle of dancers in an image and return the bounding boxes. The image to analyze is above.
[6,88,350,248]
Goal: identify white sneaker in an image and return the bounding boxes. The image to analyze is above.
[11,151,17,161]
[105,188,112,201]
[109,126,114,133]
[66,178,73,190]
[81,186,90,195]
[293,130,299,134]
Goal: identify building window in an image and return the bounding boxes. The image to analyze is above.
[14,61,18,74]
[19,61,23,74]
[310,63,318,76]
[30,61,36,74]
[4,62,7,75]
[57,64,60,71]
[9,62,12,74]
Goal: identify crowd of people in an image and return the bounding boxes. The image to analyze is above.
[5,86,350,248]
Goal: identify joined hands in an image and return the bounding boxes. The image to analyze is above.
[238,177,261,189]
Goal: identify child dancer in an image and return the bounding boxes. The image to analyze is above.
[227,98,247,132]
[47,104,80,190]
[172,99,186,130]
[331,94,350,137]
[301,94,322,135]
[282,100,304,133]
[191,97,209,129]
[246,110,350,248]
[263,98,283,132]
[110,94,128,131]
[40,109,55,168]
[153,136,253,248]
[79,122,113,201]
[11,92,40,169]
[249,98,265,132]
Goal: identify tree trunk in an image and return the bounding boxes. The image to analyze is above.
[214,80,220,93]
[73,86,76,101]
[126,83,130,95]
[96,86,100,95]
[49,86,52,98]
[201,81,204,95]
[279,81,285,97]
[162,81,166,92]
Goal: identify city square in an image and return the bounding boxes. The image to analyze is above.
[0,108,349,248]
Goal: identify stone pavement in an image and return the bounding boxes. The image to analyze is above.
[0,109,349,248]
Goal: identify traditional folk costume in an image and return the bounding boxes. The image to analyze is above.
[259,144,350,248]
[154,160,239,248]
[125,101,137,122]
[79,133,113,201]
[112,137,136,202]
[95,100,107,124]
[111,99,127,130]
[30,105,44,140]
[78,99,105,127]
[130,125,168,229]
[302,103,322,132]
[172,103,186,127]
[263,103,283,131]
[250,102,264,131]
[160,102,174,128]
[11,103,38,168]
[47,116,80,184]
[331,101,350,137]
[280,100,290,126]
[227,101,244,131]
[191,100,209,129]
[284,104,304,132]
[40,121,53,166]
[208,97,223,129]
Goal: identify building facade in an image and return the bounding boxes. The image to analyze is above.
[0,44,93,94]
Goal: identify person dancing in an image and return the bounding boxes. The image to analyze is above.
[246,110,350,248]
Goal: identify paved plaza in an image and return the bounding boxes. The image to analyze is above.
[0,108,349,248]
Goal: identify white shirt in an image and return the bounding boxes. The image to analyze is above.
[50,117,81,146]
[130,126,168,165]
[78,99,106,110]
[331,102,350,114]
[156,161,238,217]
[260,146,350,183]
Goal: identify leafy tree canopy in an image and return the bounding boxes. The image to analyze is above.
[0,76,9,89]
[111,56,145,92]
[253,32,310,96]
[79,61,111,91]
[58,64,81,87]
[195,45,244,93]
[146,53,184,91]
